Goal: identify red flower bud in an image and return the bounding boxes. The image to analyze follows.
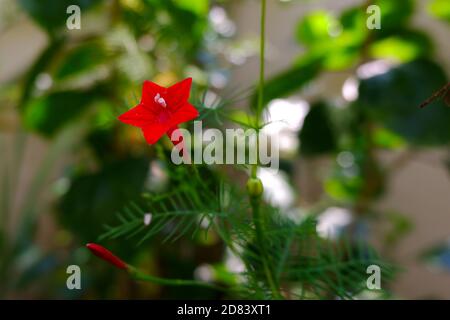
[86,243,128,270]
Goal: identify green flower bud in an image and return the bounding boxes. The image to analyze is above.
[246,177,264,197]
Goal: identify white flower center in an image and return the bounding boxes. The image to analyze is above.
[154,93,167,107]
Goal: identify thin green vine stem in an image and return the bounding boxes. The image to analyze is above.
[249,0,282,299]
[128,266,227,291]
[250,197,281,298]
[251,0,266,178]
[257,0,266,120]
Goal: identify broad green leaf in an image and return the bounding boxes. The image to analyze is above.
[55,41,110,80]
[340,7,367,31]
[370,30,432,63]
[296,9,368,71]
[251,55,322,109]
[23,88,101,136]
[358,59,450,146]
[59,157,149,242]
[372,127,406,149]
[428,0,450,22]
[299,102,337,157]
[173,0,208,16]
[373,0,414,31]
[19,0,100,32]
[325,174,363,202]
[296,11,334,47]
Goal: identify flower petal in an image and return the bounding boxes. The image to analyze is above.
[167,78,192,109]
[142,123,169,144]
[170,102,199,126]
[118,103,157,128]
[167,126,183,145]
[141,80,167,105]
[167,126,187,157]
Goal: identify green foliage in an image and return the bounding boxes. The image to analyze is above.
[59,156,149,242]
[97,157,395,299]
[55,41,111,81]
[251,55,322,109]
[296,11,334,46]
[5,0,448,299]
[101,181,234,245]
[19,0,100,33]
[373,0,414,31]
[428,0,450,22]
[173,0,209,16]
[103,181,395,298]
[358,59,450,146]
[370,30,433,63]
[325,140,385,203]
[296,10,365,70]
[299,102,337,157]
[19,38,67,110]
[259,0,421,110]
[383,212,413,247]
[192,85,257,128]
[101,163,243,243]
[0,127,83,297]
[371,127,406,149]
[23,88,103,136]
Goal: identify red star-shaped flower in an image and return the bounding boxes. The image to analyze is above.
[118,78,198,145]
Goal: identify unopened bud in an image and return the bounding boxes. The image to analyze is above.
[246,177,264,198]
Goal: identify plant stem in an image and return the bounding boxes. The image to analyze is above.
[252,0,266,179]
[257,0,266,120]
[129,266,226,291]
[249,0,282,299]
[250,197,281,298]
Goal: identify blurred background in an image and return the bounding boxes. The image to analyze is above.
[1,0,450,299]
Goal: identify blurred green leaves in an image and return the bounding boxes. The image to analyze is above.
[19,38,67,109]
[259,0,423,109]
[251,55,322,108]
[55,41,110,81]
[428,0,450,22]
[59,156,149,242]
[358,59,450,146]
[5,0,450,299]
[421,239,450,271]
[19,0,100,33]
[296,11,334,46]
[23,88,103,136]
[173,0,208,15]
[369,30,432,63]
[373,0,414,31]
[299,102,337,157]
[383,212,413,247]
[295,9,366,71]
[371,127,406,149]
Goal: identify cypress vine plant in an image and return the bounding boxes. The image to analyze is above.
[87,0,394,299]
